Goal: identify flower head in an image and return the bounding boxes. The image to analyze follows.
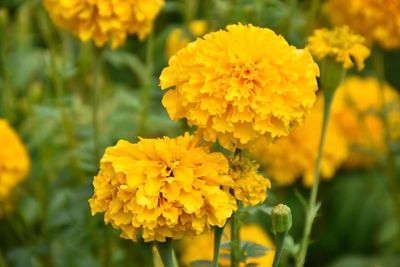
[160,23,319,150]
[89,133,236,242]
[332,77,400,168]
[44,0,164,48]
[251,96,348,186]
[307,26,370,71]
[327,0,400,50]
[180,224,275,267]
[0,119,30,201]
[229,156,271,206]
[165,20,208,59]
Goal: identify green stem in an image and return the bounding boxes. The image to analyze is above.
[0,249,9,267]
[305,0,321,35]
[230,207,240,267]
[373,47,400,239]
[213,226,225,267]
[184,0,199,24]
[156,239,177,267]
[272,232,288,267]
[296,92,334,267]
[139,32,154,136]
[91,45,101,162]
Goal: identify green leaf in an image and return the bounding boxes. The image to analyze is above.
[191,260,213,267]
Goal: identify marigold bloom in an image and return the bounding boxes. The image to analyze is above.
[251,96,348,186]
[229,156,271,206]
[165,20,208,59]
[0,119,30,201]
[331,77,400,168]
[307,26,370,71]
[89,133,237,242]
[44,0,164,48]
[180,224,275,267]
[327,0,400,50]
[160,23,319,150]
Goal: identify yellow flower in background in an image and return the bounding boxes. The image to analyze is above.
[89,133,237,242]
[160,23,319,151]
[0,119,30,201]
[331,77,400,168]
[165,20,208,59]
[180,224,275,267]
[307,26,370,71]
[327,0,400,50]
[44,0,164,48]
[251,96,348,187]
[229,156,271,206]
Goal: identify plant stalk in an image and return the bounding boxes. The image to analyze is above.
[213,226,225,267]
[272,232,288,267]
[156,239,177,267]
[230,208,240,267]
[296,92,334,267]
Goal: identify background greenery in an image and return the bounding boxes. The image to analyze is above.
[1,0,400,266]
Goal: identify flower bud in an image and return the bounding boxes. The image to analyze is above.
[272,204,292,233]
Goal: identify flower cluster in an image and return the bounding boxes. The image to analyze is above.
[89,133,237,242]
[160,23,319,150]
[0,119,30,201]
[229,156,271,206]
[328,0,400,50]
[251,96,348,186]
[307,26,370,70]
[331,77,400,168]
[180,224,275,267]
[165,20,208,59]
[44,0,164,48]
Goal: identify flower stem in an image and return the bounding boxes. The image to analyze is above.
[91,45,102,162]
[230,205,241,267]
[296,92,334,267]
[213,226,225,267]
[272,231,288,267]
[139,32,154,136]
[373,47,400,240]
[156,239,177,267]
[0,249,9,267]
[305,0,321,35]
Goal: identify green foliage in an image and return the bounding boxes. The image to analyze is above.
[1,0,400,267]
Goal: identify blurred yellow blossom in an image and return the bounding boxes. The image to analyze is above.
[89,133,237,242]
[44,0,164,48]
[160,23,319,150]
[180,224,275,267]
[307,26,370,71]
[0,119,30,201]
[229,156,271,206]
[332,77,400,168]
[165,20,208,59]
[251,96,348,186]
[328,0,400,50]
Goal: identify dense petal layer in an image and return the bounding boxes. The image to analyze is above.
[160,24,319,150]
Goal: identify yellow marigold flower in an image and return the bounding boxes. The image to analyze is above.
[327,0,400,50]
[44,0,164,48]
[180,224,275,267]
[165,20,208,59]
[0,119,30,201]
[89,133,237,242]
[229,156,271,206]
[331,77,400,168]
[160,23,319,150]
[251,96,348,186]
[307,26,370,71]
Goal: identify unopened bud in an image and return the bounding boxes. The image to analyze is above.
[272,204,292,233]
